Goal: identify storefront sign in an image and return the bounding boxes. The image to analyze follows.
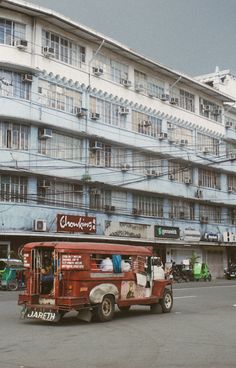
[154,226,180,239]
[105,221,149,238]
[203,232,222,242]
[182,228,201,242]
[223,231,236,243]
[57,214,96,233]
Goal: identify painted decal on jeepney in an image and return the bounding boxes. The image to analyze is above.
[23,253,30,268]
[61,254,84,270]
[121,281,146,299]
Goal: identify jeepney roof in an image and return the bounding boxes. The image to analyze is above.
[22,242,152,256]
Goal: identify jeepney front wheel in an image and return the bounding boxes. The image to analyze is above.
[160,289,173,313]
[95,295,115,322]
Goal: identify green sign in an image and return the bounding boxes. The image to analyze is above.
[154,226,180,239]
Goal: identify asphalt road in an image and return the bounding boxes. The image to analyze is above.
[0,279,236,368]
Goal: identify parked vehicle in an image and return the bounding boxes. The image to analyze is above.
[0,258,25,291]
[18,242,173,323]
[224,264,236,280]
[193,263,212,281]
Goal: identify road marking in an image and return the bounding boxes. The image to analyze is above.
[175,295,196,299]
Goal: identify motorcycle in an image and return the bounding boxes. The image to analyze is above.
[224,264,236,280]
[0,258,25,291]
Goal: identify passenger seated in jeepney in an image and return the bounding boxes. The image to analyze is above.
[100,256,113,272]
[152,257,165,280]
[41,255,54,294]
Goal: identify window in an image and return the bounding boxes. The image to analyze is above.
[198,169,221,189]
[37,180,83,208]
[0,175,27,203]
[227,175,236,192]
[133,152,162,176]
[0,18,26,46]
[38,130,82,161]
[199,205,222,223]
[167,123,193,146]
[228,208,236,225]
[132,111,162,138]
[38,80,82,113]
[168,161,192,183]
[147,78,164,98]
[134,70,147,92]
[0,70,31,100]
[0,121,29,150]
[42,30,85,67]
[199,98,222,123]
[179,89,195,112]
[89,142,112,167]
[89,97,128,128]
[169,199,195,220]
[226,143,236,158]
[197,132,219,156]
[133,195,163,217]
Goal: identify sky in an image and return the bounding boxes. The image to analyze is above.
[27,0,236,77]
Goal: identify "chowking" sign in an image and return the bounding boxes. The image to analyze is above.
[57,214,96,233]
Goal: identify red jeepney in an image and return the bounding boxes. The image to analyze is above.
[18,242,173,322]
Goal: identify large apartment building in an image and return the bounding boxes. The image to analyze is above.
[0,0,236,277]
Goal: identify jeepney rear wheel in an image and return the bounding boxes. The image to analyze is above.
[95,295,115,322]
[160,289,173,313]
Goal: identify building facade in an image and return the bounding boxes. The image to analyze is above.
[0,0,236,277]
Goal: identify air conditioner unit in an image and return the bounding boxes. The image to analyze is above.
[168,138,176,144]
[200,216,208,224]
[22,73,33,83]
[105,205,115,212]
[93,66,104,76]
[15,39,28,50]
[74,106,87,117]
[43,46,55,57]
[33,219,47,232]
[169,174,175,180]
[170,97,179,105]
[228,186,233,193]
[180,139,188,146]
[158,132,168,140]
[121,79,132,87]
[119,107,130,115]
[167,122,174,130]
[39,128,52,139]
[90,112,100,120]
[145,169,158,178]
[135,84,145,92]
[132,208,141,215]
[203,147,209,154]
[184,177,191,184]
[212,108,221,116]
[120,163,130,172]
[161,93,170,101]
[142,120,152,127]
[229,153,236,160]
[39,179,51,188]
[195,189,203,198]
[91,141,103,150]
[203,105,212,112]
[226,121,233,128]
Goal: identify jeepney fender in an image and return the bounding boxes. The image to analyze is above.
[89,283,119,304]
